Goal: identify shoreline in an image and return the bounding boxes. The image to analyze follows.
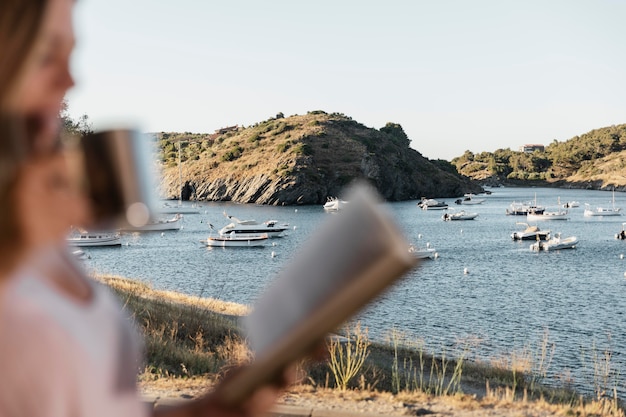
[481,178,626,192]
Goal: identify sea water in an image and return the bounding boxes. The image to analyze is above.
[82,187,626,397]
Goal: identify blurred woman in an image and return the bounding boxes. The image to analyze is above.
[0,0,70,274]
[0,0,289,415]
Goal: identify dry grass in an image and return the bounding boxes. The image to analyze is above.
[566,150,626,188]
[97,274,250,316]
[97,275,625,416]
[94,274,251,378]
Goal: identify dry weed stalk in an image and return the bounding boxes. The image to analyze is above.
[327,322,370,390]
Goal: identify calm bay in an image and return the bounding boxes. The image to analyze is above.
[82,186,626,397]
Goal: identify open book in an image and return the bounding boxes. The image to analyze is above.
[214,183,419,405]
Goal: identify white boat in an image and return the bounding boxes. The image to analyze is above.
[67,230,122,247]
[584,190,621,217]
[506,201,545,216]
[120,214,183,232]
[71,249,90,260]
[442,210,478,221]
[507,193,545,215]
[408,244,437,259]
[417,198,448,210]
[584,204,621,217]
[455,194,485,205]
[219,212,288,238]
[562,201,579,208]
[323,197,348,211]
[526,209,568,221]
[159,201,200,214]
[204,233,268,247]
[530,233,578,251]
[511,223,550,241]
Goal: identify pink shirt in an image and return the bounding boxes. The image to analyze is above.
[0,248,149,417]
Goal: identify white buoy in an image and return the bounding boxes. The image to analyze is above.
[271,251,276,258]
[272,242,276,247]
[293,226,297,230]
[621,254,624,260]
[426,242,431,248]
[463,267,469,275]
[460,229,463,234]
[161,232,165,237]
[623,271,626,278]
[418,234,422,239]
[434,252,439,259]
[295,209,298,213]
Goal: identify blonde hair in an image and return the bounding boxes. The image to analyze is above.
[0,0,48,258]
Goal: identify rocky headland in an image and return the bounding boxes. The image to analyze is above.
[157,111,482,205]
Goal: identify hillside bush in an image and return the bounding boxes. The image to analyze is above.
[380,122,410,148]
[221,146,244,162]
[276,141,292,153]
[294,143,313,156]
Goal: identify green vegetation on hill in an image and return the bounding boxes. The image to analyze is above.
[157,111,481,204]
[452,124,626,189]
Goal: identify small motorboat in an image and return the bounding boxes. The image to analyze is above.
[442,210,478,221]
[323,197,349,211]
[417,198,448,210]
[511,223,550,241]
[615,223,626,240]
[408,243,437,259]
[455,194,485,205]
[219,212,289,238]
[71,249,90,260]
[527,209,568,221]
[562,201,580,209]
[204,232,269,248]
[506,201,545,216]
[67,230,122,247]
[530,233,578,251]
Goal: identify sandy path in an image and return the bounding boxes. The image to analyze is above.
[142,381,576,416]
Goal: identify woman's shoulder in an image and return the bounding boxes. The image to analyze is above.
[0,271,69,337]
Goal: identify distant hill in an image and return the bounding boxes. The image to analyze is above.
[157,111,482,205]
[452,124,626,190]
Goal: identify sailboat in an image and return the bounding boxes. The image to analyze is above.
[159,139,200,214]
[584,189,621,217]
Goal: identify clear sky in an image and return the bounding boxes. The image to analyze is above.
[66,0,626,161]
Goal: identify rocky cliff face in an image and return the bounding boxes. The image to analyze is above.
[158,112,482,205]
